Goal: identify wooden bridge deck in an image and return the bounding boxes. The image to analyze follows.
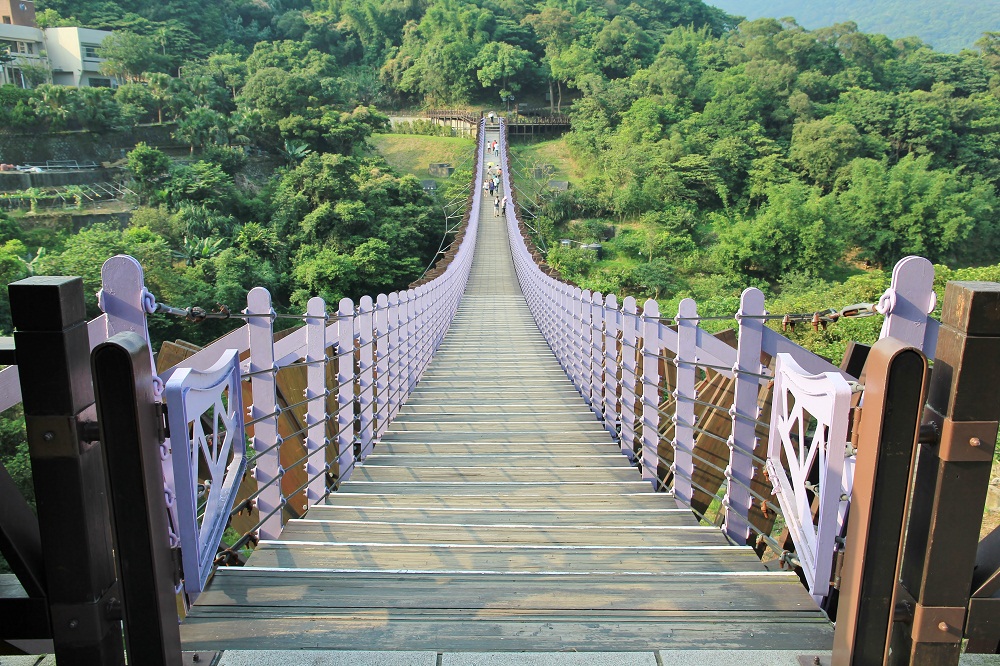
[180,127,833,652]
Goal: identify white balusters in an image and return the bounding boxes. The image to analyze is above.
[375,293,390,439]
[619,297,639,460]
[673,298,698,507]
[336,298,355,484]
[603,293,620,436]
[304,297,328,506]
[640,299,661,484]
[590,291,604,414]
[357,295,375,460]
[767,354,850,603]
[387,292,401,422]
[247,287,281,539]
[727,288,766,544]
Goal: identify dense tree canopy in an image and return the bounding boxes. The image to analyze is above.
[1,0,998,349]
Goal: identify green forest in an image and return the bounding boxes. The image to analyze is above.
[0,0,997,371]
[706,0,1000,53]
[3,0,1000,524]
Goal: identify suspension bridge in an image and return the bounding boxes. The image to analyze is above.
[1,119,999,664]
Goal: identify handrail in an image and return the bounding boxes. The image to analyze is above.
[18,119,488,604]
[158,118,486,598]
[496,117,943,610]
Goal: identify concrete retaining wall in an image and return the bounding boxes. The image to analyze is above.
[0,124,182,165]
[0,169,116,191]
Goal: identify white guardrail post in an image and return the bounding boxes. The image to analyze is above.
[336,298,355,484]
[246,287,282,539]
[305,296,328,507]
[640,299,661,484]
[357,295,375,460]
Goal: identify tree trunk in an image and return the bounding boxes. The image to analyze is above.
[557,81,563,114]
[549,79,554,114]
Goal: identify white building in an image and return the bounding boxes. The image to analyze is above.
[45,27,114,87]
[0,0,112,89]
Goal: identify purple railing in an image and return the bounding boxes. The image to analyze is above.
[26,119,488,603]
[497,118,941,608]
[0,118,945,610]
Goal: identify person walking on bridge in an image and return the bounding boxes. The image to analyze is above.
[493,195,500,217]
[501,195,508,216]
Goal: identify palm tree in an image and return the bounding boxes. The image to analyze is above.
[172,235,226,267]
[145,72,172,124]
[30,85,71,129]
[173,107,225,155]
[278,139,313,165]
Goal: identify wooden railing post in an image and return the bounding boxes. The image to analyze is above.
[91,332,181,666]
[832,337,928,665]
[9,276,124,665]
[892,281,1000,663]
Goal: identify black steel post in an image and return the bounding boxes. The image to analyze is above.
[8,276,124,665]
[92,332,182,666]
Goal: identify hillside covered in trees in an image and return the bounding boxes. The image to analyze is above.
[707,0,1000,53]
[1,0,999,348]
[1,0,1000,533]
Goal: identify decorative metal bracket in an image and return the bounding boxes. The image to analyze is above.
[767,353,851,604]
[164,349,247,597]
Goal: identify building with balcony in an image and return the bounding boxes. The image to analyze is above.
[0,0,112,89]
[45,26,114,87]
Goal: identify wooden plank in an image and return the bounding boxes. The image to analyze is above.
[390,412,598,422]
[276,520,723,547]
[322,493,677,511]
[371,442,625,456]
[294,506,695,526]
[194,570,821,613]
[336,482,653,496]
[0,573,27,598]
[244,542,769,572]
[361,454,628,467]
[385,421,609,433]
[351,467,640,484]
[181,615,834,652]
[378,432,615,443]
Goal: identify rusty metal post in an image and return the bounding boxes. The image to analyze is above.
[891,281,1000,663]
[831,337,928,665]
[8,276,125,665]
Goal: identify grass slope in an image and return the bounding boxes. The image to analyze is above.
[507,137,583,205]
[369,134,476,184]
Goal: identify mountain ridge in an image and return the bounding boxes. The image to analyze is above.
[707,0,1000,52]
